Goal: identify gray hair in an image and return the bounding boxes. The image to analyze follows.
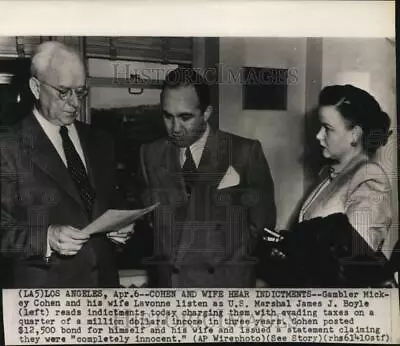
[30,41,82,79]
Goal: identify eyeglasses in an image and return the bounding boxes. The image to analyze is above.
[37,78,88,101]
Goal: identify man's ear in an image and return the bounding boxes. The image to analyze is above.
[203,105,213,122]
[29,77,40,100]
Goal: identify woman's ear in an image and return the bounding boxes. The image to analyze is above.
[352,125,363,144]
[29,77,40,100]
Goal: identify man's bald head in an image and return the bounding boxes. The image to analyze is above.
[31,41,84,81]
[29,41,86,126]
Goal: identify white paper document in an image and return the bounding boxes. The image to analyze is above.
[82,203,159,235]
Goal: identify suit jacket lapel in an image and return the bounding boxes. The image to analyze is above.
[174,130,231,268]
[160,140,187,206]
[302,154,369,220]
[153,140,187,267]
[74,121,98,191]
[75,121,104,219]
[159,129,230,199]
[20,114,86,212]
[197,129,230,188]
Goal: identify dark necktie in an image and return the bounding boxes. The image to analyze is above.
[182,147,197,193]
[60,126,95,217]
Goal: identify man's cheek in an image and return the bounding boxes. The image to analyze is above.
[164,120,172,133]
[185,121,197,134]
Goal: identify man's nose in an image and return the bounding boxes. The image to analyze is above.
[172,119,182,132]
[316,127,324,141]
[67,90,80,108]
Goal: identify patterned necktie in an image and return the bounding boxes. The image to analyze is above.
[182,147,197,194]
[60,126,95,217]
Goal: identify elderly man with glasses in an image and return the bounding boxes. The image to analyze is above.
[0,41,133,288]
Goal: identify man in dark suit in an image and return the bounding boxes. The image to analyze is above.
[140,67,276,287]
[0,41,132,288]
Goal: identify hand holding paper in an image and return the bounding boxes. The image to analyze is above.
[81,203,159,236]
[48,225,90,256]
[107,224,135,244]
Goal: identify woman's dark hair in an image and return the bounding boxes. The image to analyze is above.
[318,84,392,156]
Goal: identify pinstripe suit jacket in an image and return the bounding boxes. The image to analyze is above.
[140,129,276,287]
[0,114,120,287]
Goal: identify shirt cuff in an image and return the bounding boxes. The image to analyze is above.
[45,225,53,261]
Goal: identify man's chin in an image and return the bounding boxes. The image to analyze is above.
[321,148,330,158]
[62,114,78,125]
[169,137,190,148]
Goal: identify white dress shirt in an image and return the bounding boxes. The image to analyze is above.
[33,108,87,171]
[179,125,210,168]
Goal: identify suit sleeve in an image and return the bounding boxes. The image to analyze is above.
[137,144,153,208]
[345,164,392,252]
[0,139,47,259]
[245,140,277,251]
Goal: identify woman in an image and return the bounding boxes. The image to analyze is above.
[271,84,393,287]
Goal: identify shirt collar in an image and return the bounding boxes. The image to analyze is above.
[190,124,210,152]
[180,124,210,167]
[33,107,75,133]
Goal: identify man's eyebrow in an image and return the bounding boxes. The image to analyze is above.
[162,110,173,117]
[58,84,86,89]
[321,121,332,128]
[162,111,195,118]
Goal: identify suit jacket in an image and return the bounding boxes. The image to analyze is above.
[140,129,276,287]
[299,153,392,252]
[0,114,120,288]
